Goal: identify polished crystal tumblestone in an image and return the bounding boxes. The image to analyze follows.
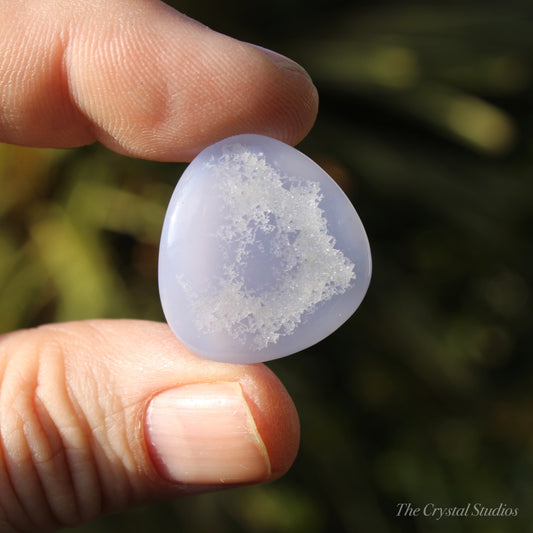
[159,134,371,363]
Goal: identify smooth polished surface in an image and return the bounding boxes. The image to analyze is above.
[159,134,371,363]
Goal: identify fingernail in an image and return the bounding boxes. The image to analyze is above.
[145,382,271,484]
[251,44,312,77]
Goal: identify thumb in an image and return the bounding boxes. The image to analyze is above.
[0,320,299,532]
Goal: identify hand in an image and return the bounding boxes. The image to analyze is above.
[0,1,318,531]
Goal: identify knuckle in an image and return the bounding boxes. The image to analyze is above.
[0,327,102,531]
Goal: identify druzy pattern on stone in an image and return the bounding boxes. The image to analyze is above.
[159,134,371,363]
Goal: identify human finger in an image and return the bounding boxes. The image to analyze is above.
[0,319,299,532]
[0,0,318,160]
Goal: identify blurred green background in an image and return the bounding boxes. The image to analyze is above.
[1,0,532,532]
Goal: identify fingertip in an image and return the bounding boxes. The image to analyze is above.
[63,3,319,160]
[0,1,318,159]
[237,42,319,149]
[238,365,300,479]
[86,28,319,161]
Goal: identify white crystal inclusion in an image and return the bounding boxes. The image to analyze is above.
[159,134,371,363]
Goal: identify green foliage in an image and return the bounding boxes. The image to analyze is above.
[2,1,532,532]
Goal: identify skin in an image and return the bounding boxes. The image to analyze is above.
[0,0,318,531]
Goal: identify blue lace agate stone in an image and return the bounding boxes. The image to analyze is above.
[159,134,371,363]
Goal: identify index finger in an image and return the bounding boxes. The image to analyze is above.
[0,0,318,161]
